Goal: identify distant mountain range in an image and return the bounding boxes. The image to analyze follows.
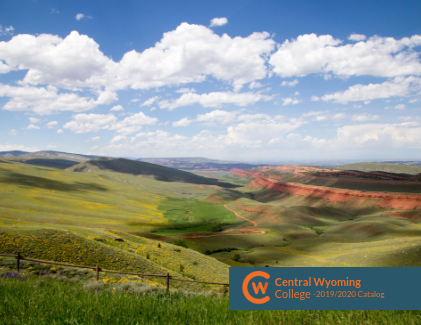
[1,150,420,171]
[136,157,270,171]
[0,151,270,171]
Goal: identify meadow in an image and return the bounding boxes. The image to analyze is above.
[2,158,421,324]
[1,273,421,325]
[2,158,421,272]
[0,160,230,288]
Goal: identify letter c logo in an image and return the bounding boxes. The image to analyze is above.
[242,271,270,304]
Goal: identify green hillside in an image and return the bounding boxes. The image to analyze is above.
[69,158,235,187]
[16,158,80,169]
[3,156,421,283]
[337,162,421,175]
[0,160,230,287]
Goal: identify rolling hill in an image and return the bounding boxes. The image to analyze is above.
[3,155,421,283]
[0,159,230,288]
[0,150,106,170]
[229,164,421,193]
[68,158,236,187]
[337,162,421,175]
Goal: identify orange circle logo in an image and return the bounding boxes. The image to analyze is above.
[242,271,270,304]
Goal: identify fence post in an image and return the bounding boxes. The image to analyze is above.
[166,272,170,292]
[96,264,100,281]
[17,252,21,272]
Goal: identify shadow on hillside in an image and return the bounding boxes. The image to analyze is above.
[376,243,421,267]
[22,158,80,170]
[132,212,421,266]
[248,188,388,216]
[304,178,421,194]
[132,219,237,238]
[85,159,238,188]
[0,171,108,192]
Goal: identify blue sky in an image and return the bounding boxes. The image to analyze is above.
[1,0,421,161]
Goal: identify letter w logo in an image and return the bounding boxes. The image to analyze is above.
[252,282,268,295]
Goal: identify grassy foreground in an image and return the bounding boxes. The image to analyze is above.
[1,275,421,325]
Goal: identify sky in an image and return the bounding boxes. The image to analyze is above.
[1,0,421,161]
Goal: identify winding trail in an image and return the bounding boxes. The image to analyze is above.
[161,204,265,240]
[223,204,258,226]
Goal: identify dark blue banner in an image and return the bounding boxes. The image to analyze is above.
[229,267,421,310]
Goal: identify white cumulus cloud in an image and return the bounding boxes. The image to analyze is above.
[159,91,273,110]
[269,33,421,78]
[302,110,328,117]
[141,96,159,106]
[110,105,124,111]
[249,81,263,89]
[46,121,58,128]
[76,13,91,20]
[172,117,192,127]
[282,97,301,106]
[196,109,241,125]
[332,112,347,119]
[0,23,274,97]
[351,113,380,122]
[64,113,117,133]
[116,23,275,91]
[385,104,407,110]
[176,88,196,93]
[281,79,299,87]
[108,112,158,135]
[64,112,157,135]
[348,33,367,41]
[210,17,228,27]
[319,77,421,104]
[0,24,14,36]
[0,84,117,115]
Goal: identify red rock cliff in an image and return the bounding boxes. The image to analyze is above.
[247,177,421,210]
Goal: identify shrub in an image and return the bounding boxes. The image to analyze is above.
[233,254,241,262]
[205,248,238,255]
[220,285,229,295]
[172,240,188,248]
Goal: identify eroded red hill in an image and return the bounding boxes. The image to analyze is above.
[248,177,421,210]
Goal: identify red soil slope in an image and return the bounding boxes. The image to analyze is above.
[248,177,421,210]
[232,165,421,187]
[258,165,336,174]
[230,165,339,181]
[314,170,421,182]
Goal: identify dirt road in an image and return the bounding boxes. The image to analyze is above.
[161,204,264,240]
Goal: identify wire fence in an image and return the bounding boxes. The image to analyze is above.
[0,252,229,291]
